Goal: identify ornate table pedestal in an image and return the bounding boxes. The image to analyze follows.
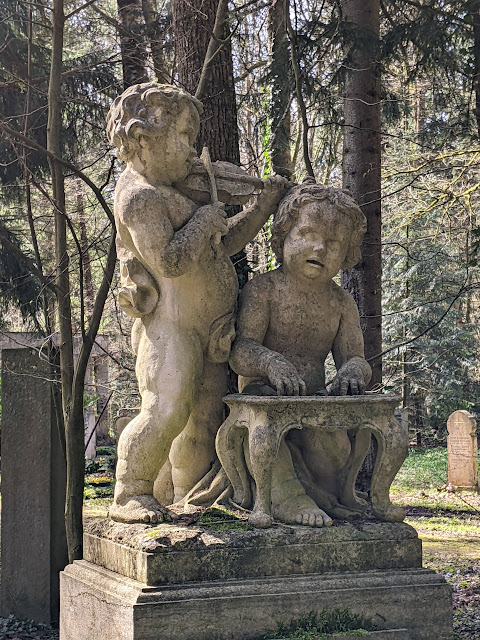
[217,394,407,528]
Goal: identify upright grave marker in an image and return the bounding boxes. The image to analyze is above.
[1,348,68,624]
[447,410,478,491]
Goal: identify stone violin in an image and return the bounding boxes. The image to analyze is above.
[174,157,264,206]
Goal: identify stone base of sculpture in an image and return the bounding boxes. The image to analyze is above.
[59,519,452,640]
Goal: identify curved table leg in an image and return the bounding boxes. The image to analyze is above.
[215,410,251,508]
[370,416,408,522]
[248,419,283,528]
[338,428,371,512]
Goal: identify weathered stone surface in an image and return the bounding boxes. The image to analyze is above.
[216,181,407,529]
[325,633,409,640]
[217,394,407,529]
[1,348,68,625]
[106,82,289,524]
[447,410,478,490]
[60,561,451,640]
[83,519,421,585]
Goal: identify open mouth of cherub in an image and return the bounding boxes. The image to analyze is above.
[306,259,324,267]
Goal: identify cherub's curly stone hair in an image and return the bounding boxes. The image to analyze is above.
[271,178,367,269]
[106,82,203,161]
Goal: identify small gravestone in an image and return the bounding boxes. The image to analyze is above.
[84,412,97,460]
[447,410,478,491]
[1,348,68,625]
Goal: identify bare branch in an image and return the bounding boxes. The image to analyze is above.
[195,0,230,101]
[0,122,115,225]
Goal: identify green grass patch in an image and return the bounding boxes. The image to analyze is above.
[393,447,448,490]
[197,506,253,531]
[393,447,480,492]
[254,610,377,639]
[407,515,480,536]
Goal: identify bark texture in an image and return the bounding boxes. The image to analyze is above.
[340,0,382,388]
[117,0,150,88]
[268,0,292,178]
[473,4,480,139]
[173,0,240,164]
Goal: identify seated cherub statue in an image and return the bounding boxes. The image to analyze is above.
[229,178,372,526]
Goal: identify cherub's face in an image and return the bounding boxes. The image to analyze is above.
[141,103,199,183]
[282,202,351,283]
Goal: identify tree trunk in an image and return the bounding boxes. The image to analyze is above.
[340,0,382,388]
[472,3,480,139]
[173,0,240,164]
[142,0,170,83]
[47,0,81,562]
[117,0,150,88]
[173,0,247,284]
[77,182,95,318]
[268,0,292,178]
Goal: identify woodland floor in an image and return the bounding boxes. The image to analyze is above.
[0,447,479,639]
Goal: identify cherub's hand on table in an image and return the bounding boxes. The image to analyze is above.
[329,362,367,396]
[266,355,307,396]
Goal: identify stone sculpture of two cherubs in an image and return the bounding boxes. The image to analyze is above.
[106,82,379,528]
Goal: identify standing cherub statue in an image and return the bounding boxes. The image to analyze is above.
[106,82,288,524]
[229,178,373,526]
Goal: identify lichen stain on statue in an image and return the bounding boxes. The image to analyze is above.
[215,180,408,528]
[106,82,289,524]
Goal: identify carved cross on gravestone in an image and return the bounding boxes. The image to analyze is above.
[447,410,478,491]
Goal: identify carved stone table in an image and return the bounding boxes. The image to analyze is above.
[217,394,407,527]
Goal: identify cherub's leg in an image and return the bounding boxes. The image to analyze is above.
[268,440,333,528]
[110,322,203,524]
[169,360,228,502]
[293,429,351,495]
[291,429,367,516]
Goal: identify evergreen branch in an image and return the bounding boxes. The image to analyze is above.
[0,229,61,296]
[0,122,115,225]
[368,278,469,363]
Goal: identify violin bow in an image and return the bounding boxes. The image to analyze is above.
[200,146,222,244]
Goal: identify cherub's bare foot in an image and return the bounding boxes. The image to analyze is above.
[273,494,333,527]
[249,510,274,528]
[304,484,365,519]
[339,490,368,512]
[109,495,178,524]
[372,503,405,523]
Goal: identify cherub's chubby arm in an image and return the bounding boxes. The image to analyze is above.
[330,289,372,396]
[222,176,289,257]
[230,276,307,396]
[118,186,227,277]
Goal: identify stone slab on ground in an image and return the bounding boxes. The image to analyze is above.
[83,519,422,585]
[60,561,451,640]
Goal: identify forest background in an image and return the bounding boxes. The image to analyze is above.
[0,0,479,561]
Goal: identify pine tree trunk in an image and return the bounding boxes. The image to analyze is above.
[142,0,169,83]
[117,0,150,88]
[473,3,480,139]
[340,0,382,388]
[268,0,292,178]
[340,0,381,491]
[173,0,240,164]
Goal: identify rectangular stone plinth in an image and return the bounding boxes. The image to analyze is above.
[1,348,68,625]
[83,519,422,585]
[60,561,451,640]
